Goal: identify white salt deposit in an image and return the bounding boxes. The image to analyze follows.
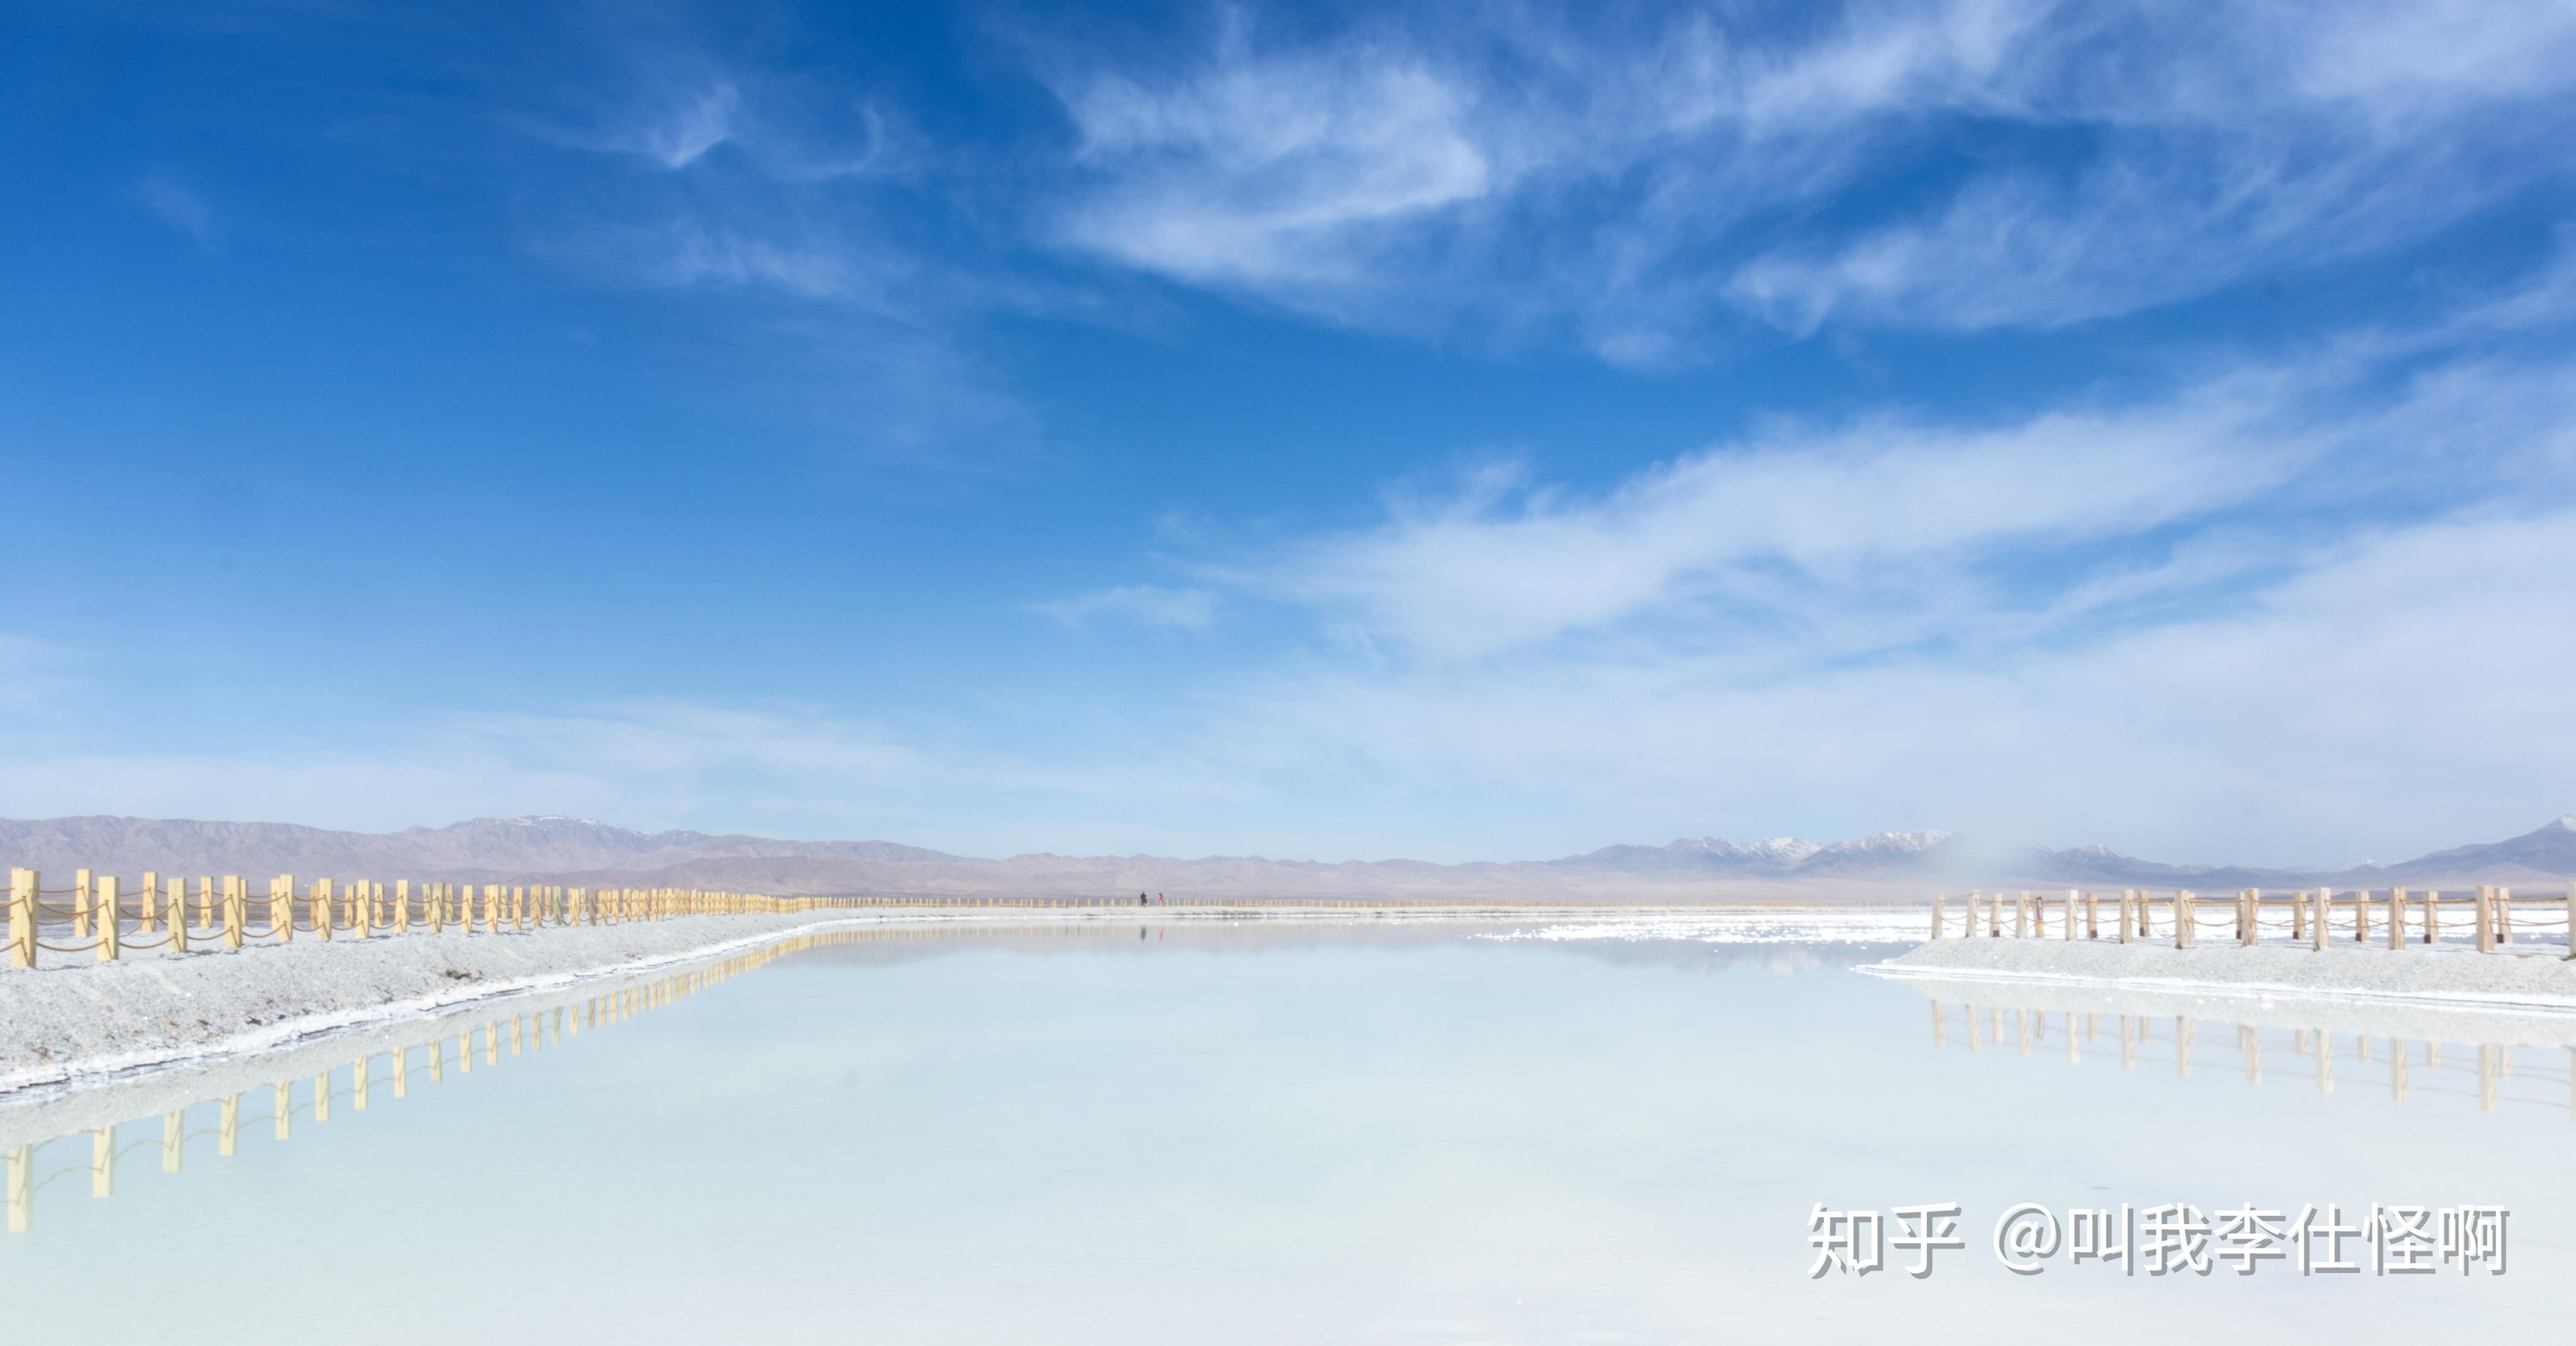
[1484,905,1932,945]
[0,913,864,1093]
[1870,935,2576,1011]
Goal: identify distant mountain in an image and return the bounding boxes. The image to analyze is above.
[0,815,958,882]
[2368,814,2576,884]
[1546,831,1953,877]
[2002,816,2576,889]
[2,813,2569,901]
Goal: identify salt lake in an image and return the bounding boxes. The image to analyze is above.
[3,916,2567,1343]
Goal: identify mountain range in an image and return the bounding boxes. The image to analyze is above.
[5,813,2574,901]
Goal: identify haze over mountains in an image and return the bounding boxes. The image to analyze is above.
[6,813,2575,902]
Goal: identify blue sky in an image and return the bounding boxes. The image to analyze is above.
[5,0,2575,865]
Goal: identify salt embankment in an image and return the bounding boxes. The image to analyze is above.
[0,957,689,1152]
[0,913,864,1093]
[1867,937,2576,1017]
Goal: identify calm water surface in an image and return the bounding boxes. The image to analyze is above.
[4,919,2567,1343]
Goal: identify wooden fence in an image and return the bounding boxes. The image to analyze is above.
[3,869,854,970]
[1928,885,2576,955]
[0,875,1782,970]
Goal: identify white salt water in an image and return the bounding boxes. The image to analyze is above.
[3,917,2568,1343]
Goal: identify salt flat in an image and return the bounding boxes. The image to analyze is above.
[1872,935,2576,1011]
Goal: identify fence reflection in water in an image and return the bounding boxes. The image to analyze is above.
[0,925,904,1233]
[1926,998,2576,1118]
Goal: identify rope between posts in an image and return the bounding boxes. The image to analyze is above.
[26,1167,97,1198]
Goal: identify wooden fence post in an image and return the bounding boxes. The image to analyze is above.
[313,878,332,941]
[2309,889,2326,951]
[272,876,293,942]
[2387,887,2403,950]
[1930,893,1944,938]
[97,876,120,961]
[2475,886,2494,953]
[2085,891,2099,940]
[2063,889,2077,940]
[8,869,34,969]
[2355,887,2369,943]
[6,1143,27,1232]
[2175,890,2193,948]
[167,876,187,954]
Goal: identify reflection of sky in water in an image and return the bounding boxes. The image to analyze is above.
[3,921,2569,1343]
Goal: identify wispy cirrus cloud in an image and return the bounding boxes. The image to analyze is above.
[1054,43,1494,294]
[506,47,1048,462]
[1252,366,2322,660]
[1037,584,1216,631]
[1033,1,2576,353]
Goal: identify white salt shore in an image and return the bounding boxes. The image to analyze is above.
[0,913,867,1094]
[1868,936,2576,1015]
[0,957,688,1153]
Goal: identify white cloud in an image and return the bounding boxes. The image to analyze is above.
[1171,497,2576,866]
[1038,584,1216,631]
[1056,47,1492,292]
[614,81,739,168]
[1041,265,2576,864]
[1252,363,2333,659]
[599,218,887,303]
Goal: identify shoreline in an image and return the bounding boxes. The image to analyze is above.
[1863,937,2576,1014]
[0,903,1767,1094]
[0,913,880,1095]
